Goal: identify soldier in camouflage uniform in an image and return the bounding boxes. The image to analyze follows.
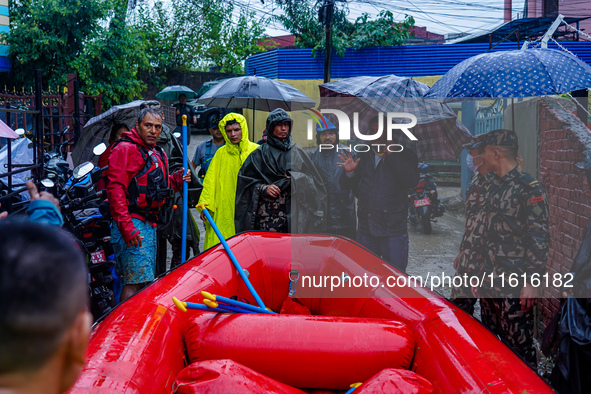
[479,129,549,369]
[450,135,494,315]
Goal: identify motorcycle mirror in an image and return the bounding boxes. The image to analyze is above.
[93,142,107,156]
[72,161,94,180]
[173,132,181,139]
[41,178,55,188]
[15,128,25,136]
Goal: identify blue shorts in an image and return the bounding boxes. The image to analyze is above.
[111,218,157,285]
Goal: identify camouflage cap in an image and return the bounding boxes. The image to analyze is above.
[463,133,487,150]
[209,117,222,129]
[476,128,519,149]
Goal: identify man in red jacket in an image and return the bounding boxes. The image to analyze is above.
[107,108,190,301]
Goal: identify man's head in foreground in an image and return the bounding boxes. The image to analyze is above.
[0,219,91,394]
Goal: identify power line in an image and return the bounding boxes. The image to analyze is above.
[231,0,511,37]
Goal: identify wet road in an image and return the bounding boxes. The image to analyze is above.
[407,187,465,299]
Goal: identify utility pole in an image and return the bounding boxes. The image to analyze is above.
[319,0,335,83]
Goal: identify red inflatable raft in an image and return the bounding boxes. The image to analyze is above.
[70,233,553,393]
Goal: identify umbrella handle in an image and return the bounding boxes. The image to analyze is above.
[181,115,188,264]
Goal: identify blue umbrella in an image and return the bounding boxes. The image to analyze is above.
[426,48,591,99]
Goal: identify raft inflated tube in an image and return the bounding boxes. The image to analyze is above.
[185,314,415,390]
[174,359,306,394]
[196,205,267,310]
[203,299,253,314]
[201,291,276,314]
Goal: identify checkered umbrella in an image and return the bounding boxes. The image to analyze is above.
[319,75,471,160]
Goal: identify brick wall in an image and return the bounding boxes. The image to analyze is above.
[538,97,591,327]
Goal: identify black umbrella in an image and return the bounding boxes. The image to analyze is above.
[71,100,176,166]
[197,76,316,139]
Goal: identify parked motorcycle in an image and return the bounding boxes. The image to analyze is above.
[43,143,117,321]
[43,126,72,197]
[408,163,445,235]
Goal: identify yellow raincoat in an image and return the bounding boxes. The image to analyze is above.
[198,113,259,249]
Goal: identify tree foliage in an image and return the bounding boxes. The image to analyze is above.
[133,0,199,73]
[5,0,149,107]
[3,0,268,107]
[276,0,414,56]
[132,0,268,74]
[6,0,111,87]
[198,1,269,73]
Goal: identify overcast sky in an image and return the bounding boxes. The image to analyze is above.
[230,0,527,37]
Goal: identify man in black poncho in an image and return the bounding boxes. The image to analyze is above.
[235,108,327,234]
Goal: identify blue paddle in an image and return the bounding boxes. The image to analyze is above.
[181,115,188,263]
[201,291,275,314]
[196,203,267,310]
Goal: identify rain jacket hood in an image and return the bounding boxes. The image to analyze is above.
[219,113,255,159]
[198,112,259,249]
[123,127,151,149]
[265,108,294,151]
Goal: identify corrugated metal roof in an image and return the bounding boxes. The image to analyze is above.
[246,50,279,79]
[246,41,591,79]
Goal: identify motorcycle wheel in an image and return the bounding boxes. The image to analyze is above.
[408,207,418,225]
[421,213,432,235]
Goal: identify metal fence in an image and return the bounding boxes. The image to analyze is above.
[475,100,505,135]
[0,72,101,214]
